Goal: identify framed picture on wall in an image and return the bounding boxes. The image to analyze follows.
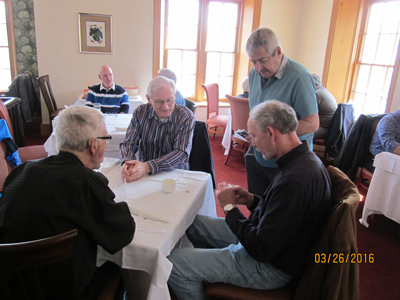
[78,13,112,54]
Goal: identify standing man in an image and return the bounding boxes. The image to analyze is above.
[120,76,195,181]
[86,65,130,114]
[167,101,332,299]
[246,27,319,195]
[0,106,135,299]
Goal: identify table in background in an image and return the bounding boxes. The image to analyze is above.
[96,160,217,300]
[359,152,400,227]
[44,114,132,158]
[221,108,232,155]
[74,95,144,114]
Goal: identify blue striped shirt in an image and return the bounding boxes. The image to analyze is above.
[370,110,400,155]
[86,83,130,114]
[120,103,195,174]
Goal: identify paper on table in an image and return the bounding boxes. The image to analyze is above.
[114,126,128,131]
[99,158,120,173]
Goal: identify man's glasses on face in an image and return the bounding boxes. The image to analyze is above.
[97,136,112,144]
[153,98,175,106]
[86,136,112,148]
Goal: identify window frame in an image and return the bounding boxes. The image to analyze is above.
[0,0,17,92]
[153,0,261,102]
[323,0,400,113]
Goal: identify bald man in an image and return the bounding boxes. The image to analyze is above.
[85,65,130,114]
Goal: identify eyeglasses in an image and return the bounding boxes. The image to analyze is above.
[96,136,112,144]
[153,98,175,106]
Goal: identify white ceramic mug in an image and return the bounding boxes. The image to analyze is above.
[162,179,176,193]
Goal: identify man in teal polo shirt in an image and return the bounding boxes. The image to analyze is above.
[246,27,319,195]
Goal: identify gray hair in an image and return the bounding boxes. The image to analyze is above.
[158,68,177,83]
[250,100,297,134]
[147,76,177,99]
[246,27,282,55]
[55,106,105,152]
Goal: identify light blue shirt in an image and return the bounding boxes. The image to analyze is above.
[248,56,317,168]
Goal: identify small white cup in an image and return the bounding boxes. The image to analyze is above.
[162,178,176,193]
[93,103,101,111]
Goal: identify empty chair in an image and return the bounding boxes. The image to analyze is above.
[38,75,63,131]
[0,229,78,300]
[201,83,229,139]
[337,113,386,183]
[224,95,250,165]
[205,166,360,300]
[352,114,386,193]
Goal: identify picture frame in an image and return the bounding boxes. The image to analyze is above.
[78,13,112,54]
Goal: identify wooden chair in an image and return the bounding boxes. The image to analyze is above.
[0,229,78,300]
[201,83,229,139]
[205,166,360,300]
[224,95,250,165]
[38,75,63,131]
[353,115,385,193]
[0,229,121,300]
[0,100,47,163]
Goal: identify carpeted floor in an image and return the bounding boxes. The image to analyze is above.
[209,135,400,300]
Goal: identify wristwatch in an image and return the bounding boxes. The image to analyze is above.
[223,204,236,215]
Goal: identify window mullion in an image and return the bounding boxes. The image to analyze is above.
[196,0,208,101]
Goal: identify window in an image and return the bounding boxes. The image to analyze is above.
[0,0,16,91]
[156,0,245,101]
[349,0,400,117]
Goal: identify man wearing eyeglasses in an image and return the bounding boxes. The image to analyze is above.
[0,106,135,299]
[120,76,195,181]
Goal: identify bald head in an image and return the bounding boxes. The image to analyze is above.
[98,65,114,89]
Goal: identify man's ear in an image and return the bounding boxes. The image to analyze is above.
[266,126,273,137]
[146,94,151,103]
[88,137,98,156]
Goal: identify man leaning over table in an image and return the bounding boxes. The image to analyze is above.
[246,27,319,196]
[86,65,130,114]
[120,76,195,181]
[0,105,135,299]
[167,101,332,300]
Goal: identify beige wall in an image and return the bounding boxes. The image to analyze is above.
[34,0,398,126]
[34,0,154,124]
[259,0,333,79]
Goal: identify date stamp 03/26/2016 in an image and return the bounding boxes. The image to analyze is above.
[315,253,374,264]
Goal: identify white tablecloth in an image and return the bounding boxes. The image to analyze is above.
[44,114,132,158]
[359,152,400,227]
[96,160,217,299]
[74,95,144,114]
